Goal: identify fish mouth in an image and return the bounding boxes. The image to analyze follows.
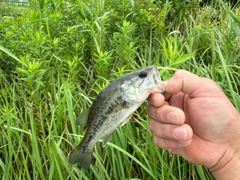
[152,66,162,84]
[152,66,165,93]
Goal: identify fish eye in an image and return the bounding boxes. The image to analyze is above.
[139,71,147,78]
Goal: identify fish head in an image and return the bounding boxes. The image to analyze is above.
[120,66,165,103]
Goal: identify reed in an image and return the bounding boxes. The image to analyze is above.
[0,0,239,179]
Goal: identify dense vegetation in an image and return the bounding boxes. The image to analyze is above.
[0,0,239,179]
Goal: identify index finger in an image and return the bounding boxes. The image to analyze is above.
[147,93,165,107]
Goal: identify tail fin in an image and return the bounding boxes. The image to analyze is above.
[68,148,93,170]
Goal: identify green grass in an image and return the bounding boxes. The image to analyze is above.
[0,0,239,179]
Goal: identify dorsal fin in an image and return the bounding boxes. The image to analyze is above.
[76,108,90,126]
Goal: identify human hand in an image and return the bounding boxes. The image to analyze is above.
[146,70,240,179]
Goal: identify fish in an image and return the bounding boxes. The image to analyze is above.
[68,66,165,169]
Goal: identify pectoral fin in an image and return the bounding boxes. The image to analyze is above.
[76,108,90,126]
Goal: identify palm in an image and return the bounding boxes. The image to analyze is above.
[168,90,238,168]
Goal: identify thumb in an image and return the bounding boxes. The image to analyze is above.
[163,70,215,97]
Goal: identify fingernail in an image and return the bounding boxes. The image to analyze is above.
[167,112,179,124]
[173,127,187,140]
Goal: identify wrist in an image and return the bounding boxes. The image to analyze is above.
[210,142,240,180]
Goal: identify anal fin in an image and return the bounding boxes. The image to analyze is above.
[101,113,134,147]
[102,132,114,147]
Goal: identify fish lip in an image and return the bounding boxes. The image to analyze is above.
[154,74,161,84]
[152,66,162,84]
[152,66,165,93]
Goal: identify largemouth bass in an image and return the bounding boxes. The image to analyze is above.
[68,66,165,169]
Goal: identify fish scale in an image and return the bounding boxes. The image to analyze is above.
[68,66,165,169]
